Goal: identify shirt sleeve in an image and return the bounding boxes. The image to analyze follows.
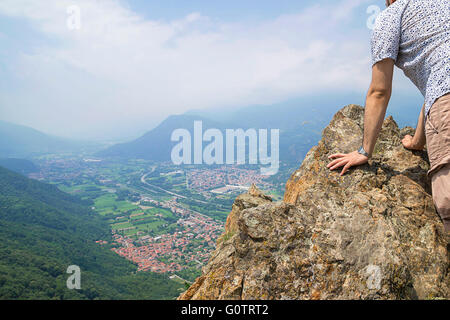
[371,5,403,66]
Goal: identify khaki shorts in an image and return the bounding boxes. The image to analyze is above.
[425,93,450,232]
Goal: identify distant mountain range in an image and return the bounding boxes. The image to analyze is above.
[0,166,182,299]
[2,93,420,163]
[98,114,227,161]
[0,120,97,158]
[98,97,350,164]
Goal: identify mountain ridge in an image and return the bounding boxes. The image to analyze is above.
[0,120,91,158]
[97,103,335,163]
[97,114,228,160]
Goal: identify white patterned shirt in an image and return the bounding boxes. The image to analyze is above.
[371,0,450,117]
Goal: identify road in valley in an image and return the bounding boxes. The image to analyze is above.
[140,172,229,210]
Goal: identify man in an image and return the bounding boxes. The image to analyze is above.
[327,0,450,232]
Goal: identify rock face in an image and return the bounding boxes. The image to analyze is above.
[179,105,449,300]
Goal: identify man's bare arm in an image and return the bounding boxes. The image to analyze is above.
[327,59,394,175]
[402,104,426,150]
[362,59,394,155]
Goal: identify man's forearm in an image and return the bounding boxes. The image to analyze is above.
[362,91,390,156]
[326,59,394,175]
[413,104,426,148]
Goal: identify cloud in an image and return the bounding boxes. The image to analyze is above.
[0,0,411,140]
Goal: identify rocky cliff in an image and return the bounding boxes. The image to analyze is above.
[179,105,449,300]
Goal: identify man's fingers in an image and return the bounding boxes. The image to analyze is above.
[329,159,348,171]
[327,159,340,168]
[328,153,346,159]
[327,151,368,176]
[340,162,352,176]
[327,158,345,169]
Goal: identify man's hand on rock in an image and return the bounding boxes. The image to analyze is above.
[327,151,369,176]
[401,134,425,151]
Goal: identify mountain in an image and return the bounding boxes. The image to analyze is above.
[0,166,183,299]
[0,120,89,158]
[97,94,427,164]
[194,98,338,131]
[97,114,230,161]
[179,105,449,300]
[97,99,343,164]
[216,99,341,164]
[0,158,39,175]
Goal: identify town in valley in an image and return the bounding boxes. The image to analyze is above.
[31,156,293,283]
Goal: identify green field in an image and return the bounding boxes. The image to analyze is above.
[94,193,140,216]
[106,202,181,239]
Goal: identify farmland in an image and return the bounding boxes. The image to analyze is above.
[32,156,290,282]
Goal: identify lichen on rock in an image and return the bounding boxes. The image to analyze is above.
[179,105,449,300]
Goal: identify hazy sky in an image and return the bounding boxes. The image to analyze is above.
[0,0,423,141]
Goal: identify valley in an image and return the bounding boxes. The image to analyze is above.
[31,155,296,284]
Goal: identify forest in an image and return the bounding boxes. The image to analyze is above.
[0,166,183,299]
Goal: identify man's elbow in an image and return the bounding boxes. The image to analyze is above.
[367,86,392,100]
